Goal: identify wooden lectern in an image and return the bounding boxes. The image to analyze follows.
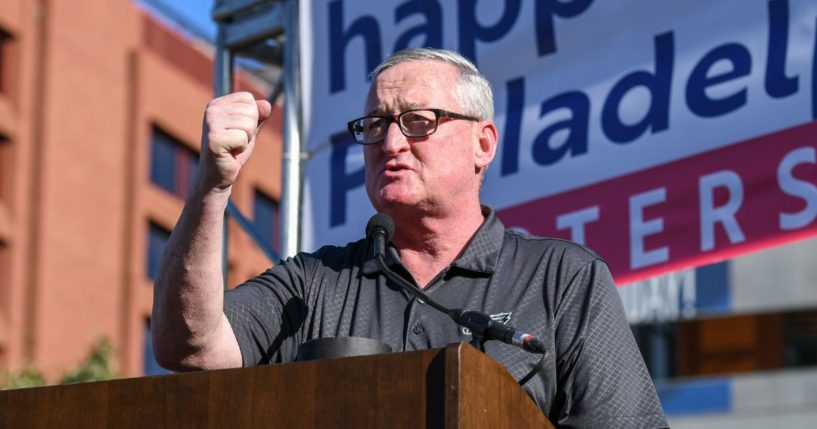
[0,343,553,428]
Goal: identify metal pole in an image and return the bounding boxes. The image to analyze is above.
[280,0,302,258]
[214,24,234,285]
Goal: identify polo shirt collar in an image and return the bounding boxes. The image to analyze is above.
[361,205,504,275]
[451,205,504,274]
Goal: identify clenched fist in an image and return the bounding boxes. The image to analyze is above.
[198,92,272,191]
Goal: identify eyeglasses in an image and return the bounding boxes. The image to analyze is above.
[347,108,480,145]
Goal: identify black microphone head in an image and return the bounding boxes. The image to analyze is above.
[366,213,395,241]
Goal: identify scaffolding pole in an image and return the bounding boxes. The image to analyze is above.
[280,0,302,258]
[211,0,300,268]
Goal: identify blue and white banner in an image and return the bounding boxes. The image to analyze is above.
[299,0,817,283]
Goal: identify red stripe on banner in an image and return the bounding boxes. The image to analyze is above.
[497,120,817,285]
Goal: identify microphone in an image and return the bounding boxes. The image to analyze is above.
[451,310,547,354]
[366,213,395,258]
[365,213,546,355]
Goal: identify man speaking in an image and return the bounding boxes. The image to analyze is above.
[152,48,668,428]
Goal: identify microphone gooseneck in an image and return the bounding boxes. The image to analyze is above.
[366,213,546,355]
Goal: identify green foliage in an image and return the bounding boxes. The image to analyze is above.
[1,366,47,389]
[60,338,118,384]
[1,338,119,389]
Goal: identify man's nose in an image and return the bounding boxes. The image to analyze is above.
[382,121,409,155]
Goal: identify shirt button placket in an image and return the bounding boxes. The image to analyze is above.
[413,297,426,335]
[403,298,419,350]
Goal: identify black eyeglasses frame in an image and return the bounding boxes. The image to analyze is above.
[347,108,480,145]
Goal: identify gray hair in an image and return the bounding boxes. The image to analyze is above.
[370,48,494,120]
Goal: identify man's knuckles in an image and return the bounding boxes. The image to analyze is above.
[208,129,250,151]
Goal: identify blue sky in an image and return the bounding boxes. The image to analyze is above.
[141,0,218,41]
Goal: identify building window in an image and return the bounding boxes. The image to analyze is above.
[0,134,10,202]
[633,308,817,380]
[146,222,171,280]
[149,126,198,199]
[143,319,170,376]
[253,190,280,254]
[0,27,13,95]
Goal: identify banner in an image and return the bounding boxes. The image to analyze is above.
[299,0,817,283]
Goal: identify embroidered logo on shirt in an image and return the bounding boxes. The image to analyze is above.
[461,312,513,336]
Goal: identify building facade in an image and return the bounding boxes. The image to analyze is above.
[0,0,280,379]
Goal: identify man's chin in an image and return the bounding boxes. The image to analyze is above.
[373,194,422,212]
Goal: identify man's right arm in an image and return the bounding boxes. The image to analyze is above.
[151,92,272,371]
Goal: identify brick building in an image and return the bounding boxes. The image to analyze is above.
[3,2,817,425]
[0,0,280,378]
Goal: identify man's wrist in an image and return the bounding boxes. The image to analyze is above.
[190,176,233,208]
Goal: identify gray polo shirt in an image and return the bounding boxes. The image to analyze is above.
[224,207,668,428]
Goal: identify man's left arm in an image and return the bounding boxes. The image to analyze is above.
[552,259,668,428]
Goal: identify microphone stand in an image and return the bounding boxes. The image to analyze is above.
[374,255,488,351]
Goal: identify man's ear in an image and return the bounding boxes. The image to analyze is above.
[474,120,499,170]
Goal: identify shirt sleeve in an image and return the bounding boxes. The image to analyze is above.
[552,259,668,428]
[223,255,311,366]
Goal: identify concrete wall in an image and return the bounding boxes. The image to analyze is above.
[666,368,817,429]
